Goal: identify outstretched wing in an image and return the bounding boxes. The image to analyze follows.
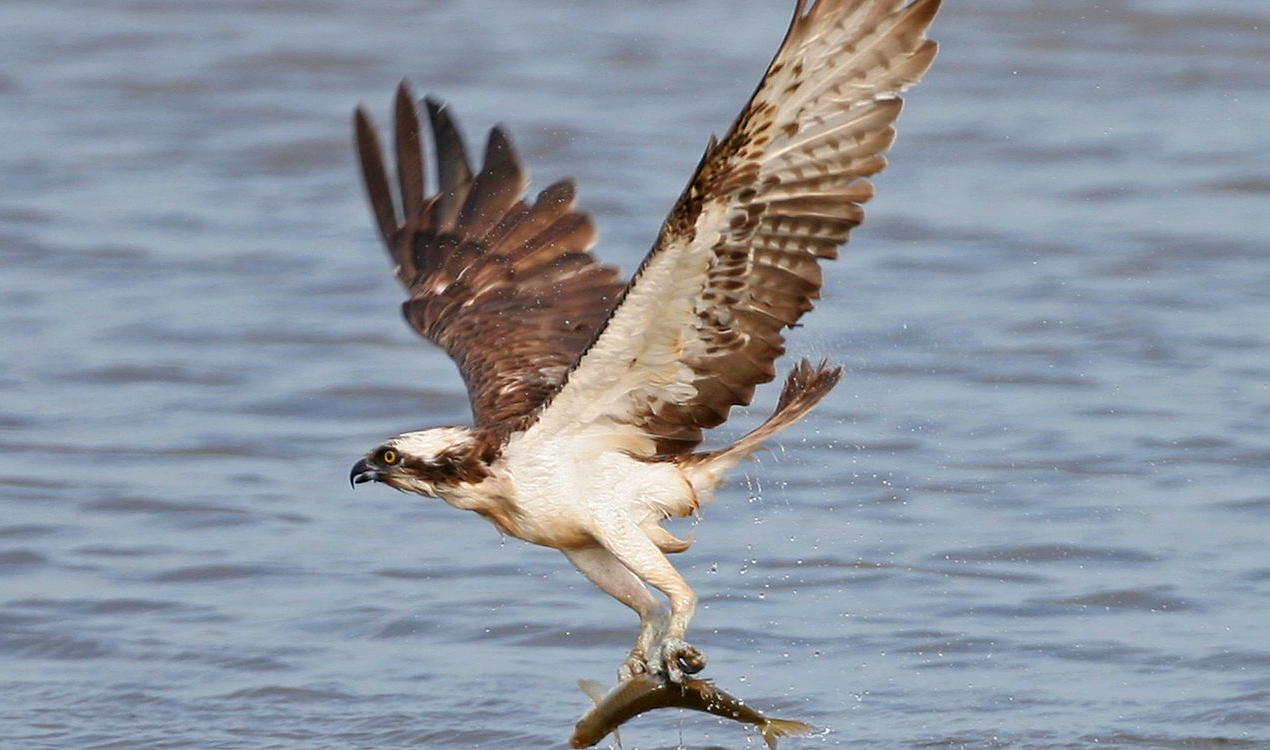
[531,0,940,455]
[354,83,627,432]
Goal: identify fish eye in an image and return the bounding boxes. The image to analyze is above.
[379,448,398,465]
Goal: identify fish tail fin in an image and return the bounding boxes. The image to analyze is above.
[760,717,818,749]
[576,680,623,749]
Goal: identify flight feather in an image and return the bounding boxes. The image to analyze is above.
[354,83,627,433]
[531,0,940,454]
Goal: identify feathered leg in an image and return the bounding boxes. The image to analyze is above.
[563,546,669,681]
[588,519,706,682]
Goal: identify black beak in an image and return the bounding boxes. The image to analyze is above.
[349,458,379,488]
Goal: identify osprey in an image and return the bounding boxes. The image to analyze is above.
[350,0,939,682]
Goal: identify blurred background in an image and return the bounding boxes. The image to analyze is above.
[1,1,1267,747]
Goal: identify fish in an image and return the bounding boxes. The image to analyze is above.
[571,672,817,749]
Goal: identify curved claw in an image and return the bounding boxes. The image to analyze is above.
[654,637,706,683]
[619,649,651,682]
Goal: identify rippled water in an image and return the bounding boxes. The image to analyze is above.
[3,1,1268,748]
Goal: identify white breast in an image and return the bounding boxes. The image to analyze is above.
[499,430,692,550]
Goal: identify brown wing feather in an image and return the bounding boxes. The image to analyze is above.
[354,81,626,432]
[644,0,940,453]
[535,0,940,455]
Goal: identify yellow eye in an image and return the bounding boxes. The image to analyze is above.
[380,449,398,465]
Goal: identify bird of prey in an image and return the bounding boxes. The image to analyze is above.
[349,0,939,683]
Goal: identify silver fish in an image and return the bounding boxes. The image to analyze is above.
[572,673,816,749]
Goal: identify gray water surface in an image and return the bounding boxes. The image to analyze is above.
[3,1,1269,748]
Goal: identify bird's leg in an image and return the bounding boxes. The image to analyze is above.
[626,610,668,681]
[653,594,704,683]
[563,546,668,682]
[658,591,704,680]
[591,519,706,683]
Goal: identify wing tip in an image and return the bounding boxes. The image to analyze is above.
[485,125,518,167]
[353,101,401,247]
[395,78,414,102]
[423,94,447,116]
[910,0,944,29]
[353,103,375,133]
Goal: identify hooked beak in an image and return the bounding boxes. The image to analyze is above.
[349,458,380,488]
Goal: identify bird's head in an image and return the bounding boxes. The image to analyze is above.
[349,426,493,497]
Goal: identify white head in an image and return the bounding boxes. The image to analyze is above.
[349,426,493,497]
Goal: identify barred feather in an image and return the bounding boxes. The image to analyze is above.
[533,0,940,455]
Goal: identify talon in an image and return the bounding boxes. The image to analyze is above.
[656,637,706,683]
[619,653,649,682]
[678,646,706,675]
[619,642,654,682]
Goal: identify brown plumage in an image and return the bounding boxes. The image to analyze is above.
[349,0,941,689]
[356,0,937,456]
[354,86,627,435]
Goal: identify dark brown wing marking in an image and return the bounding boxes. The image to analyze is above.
[535,0,940,455]
[354,82,627,432]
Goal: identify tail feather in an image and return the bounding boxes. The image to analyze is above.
[774,358,842,421]
[695,358,843,471]
[760,717,818,749]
